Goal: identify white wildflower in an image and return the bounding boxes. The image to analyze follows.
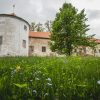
[46,78,51,82]
[30,80,33,82]
[35,78,40,81]
[47,83,52,86]
[97,80,100,84]
[44,93,49,97]
[33,90,37,94]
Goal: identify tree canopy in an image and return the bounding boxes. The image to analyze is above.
[50,3,96,56]
[30,22,44,32]
[44,20,52,32]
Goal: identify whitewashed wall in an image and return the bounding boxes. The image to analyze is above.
[0,15,29,56]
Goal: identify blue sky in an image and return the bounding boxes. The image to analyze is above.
[0,0,100,38]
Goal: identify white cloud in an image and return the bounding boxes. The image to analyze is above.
[0,0,100,38]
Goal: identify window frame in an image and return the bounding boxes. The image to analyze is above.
[22,40,26,48]
[42,46,46,52]
[29,46,34,52]
[0,36,3,45]
[24,25,27,31]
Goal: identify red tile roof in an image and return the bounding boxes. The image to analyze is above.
[29,32,100,43]
[29,31,50,39]
[95,39,100,43]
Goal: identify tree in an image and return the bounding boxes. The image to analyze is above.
[36,23,44,32]
[50,3,96,56]
[30,22,44,32]
[44,20,52,32]
[30,22,37,31]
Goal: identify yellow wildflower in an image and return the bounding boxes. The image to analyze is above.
[16,65,21,72]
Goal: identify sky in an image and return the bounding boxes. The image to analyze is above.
[0,0,100,38]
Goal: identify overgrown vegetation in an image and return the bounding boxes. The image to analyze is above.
[0,56,100,100]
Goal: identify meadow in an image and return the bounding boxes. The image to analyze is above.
[0,56,100,100]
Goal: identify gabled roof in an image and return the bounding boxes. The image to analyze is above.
[29,31,50,39]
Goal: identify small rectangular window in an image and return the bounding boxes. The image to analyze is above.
[99,49,100,53]
[24,25,27,31]
[30,46,34,52]
[0,36,3,45]
[83,48,86,53]
[22,40,26,48]
[94,49,97,53]
[42,46,46,52]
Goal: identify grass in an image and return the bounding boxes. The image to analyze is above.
[0,56,100,100]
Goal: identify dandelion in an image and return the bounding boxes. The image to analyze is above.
[16,65,21,72]
[97,80,100,84]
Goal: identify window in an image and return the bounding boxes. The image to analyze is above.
[24,25,27,31]
[94,49,97,53]
[42,46,46,52]
[83,48,86,53]
[29,46,34,52]
[0,36,3,45]
[99,49,100,53]
[22,40,26,48]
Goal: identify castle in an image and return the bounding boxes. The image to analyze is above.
[0,14,100,57]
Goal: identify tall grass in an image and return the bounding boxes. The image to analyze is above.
[0,56,100,100]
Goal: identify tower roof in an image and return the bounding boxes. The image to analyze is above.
[0,14,30,27]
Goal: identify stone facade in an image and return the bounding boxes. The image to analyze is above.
[0,14,29,56]
[93,44,100,56]
[29,31,100,57]
[29,37,54,56]
[73,44,100,57]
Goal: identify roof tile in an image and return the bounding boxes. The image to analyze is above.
[29,31,50,39]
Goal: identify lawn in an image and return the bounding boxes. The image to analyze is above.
[0,56,100,100]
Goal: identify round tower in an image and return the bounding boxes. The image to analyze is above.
[0,14,30,56]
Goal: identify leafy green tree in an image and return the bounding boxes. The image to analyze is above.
[50,3,96,56]
[44,20,52,32]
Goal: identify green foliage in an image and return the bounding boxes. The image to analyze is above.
[13,83,27,88]
[31,22,44,32]
[0,56,100,100]
[50,3,96,55]
[36,23,44,32]
[30,22,37,31]
[44,20,52,32]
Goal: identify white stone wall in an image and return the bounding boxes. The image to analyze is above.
[0,15,29,56]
